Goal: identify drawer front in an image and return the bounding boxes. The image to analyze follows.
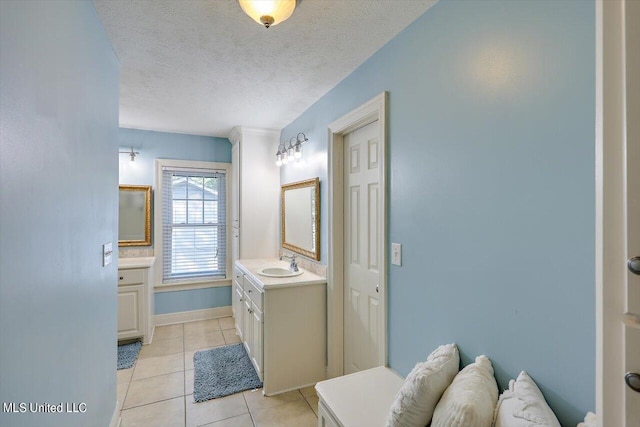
[243,276,263,310]
[118,269,144,286]
[235,282,244,301]
[233,268,243,286]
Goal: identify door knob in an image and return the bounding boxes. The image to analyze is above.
[625,372,640,393]
[375,284,379,293]
[628,256,640,275]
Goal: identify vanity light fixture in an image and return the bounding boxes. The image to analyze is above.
[275,133,308,167]
[238,0,296,29]
[119,147,139,164]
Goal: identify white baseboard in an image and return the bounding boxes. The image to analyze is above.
[109,399,121,427]
[154,306,233,327]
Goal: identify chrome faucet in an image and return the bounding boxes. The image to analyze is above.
[280,254,299,272]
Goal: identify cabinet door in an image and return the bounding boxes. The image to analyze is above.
[118,284,144,339]
[243,294,252,356]
[232,279,238,317]
[234,283,244,339]
[251,302,263,375]
[232,270,242,320]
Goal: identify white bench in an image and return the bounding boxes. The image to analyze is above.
[315,366,404,427]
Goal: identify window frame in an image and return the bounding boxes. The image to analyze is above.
[154,159,232,291]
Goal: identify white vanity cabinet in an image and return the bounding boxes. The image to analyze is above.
[118,257,154,344]
[235,259,327,396]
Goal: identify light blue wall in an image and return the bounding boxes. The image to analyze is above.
[0,1,120,426]
[119,127,231,187]
[155,287,232,315]
[281,0,595,424]
[118,128,232,314]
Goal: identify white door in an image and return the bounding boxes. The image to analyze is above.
[623,0,640,422]
[343,120,383,374]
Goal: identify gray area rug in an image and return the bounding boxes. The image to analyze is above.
[117,341,142,370]
[193,343,263,402]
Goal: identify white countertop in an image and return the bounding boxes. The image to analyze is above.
[235,258,326,289]
[118,257,155,269]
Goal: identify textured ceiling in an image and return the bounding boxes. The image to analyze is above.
[93,0,438,137]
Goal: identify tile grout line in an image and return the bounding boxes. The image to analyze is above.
[302,394,314,413]
[122,395,185,411]
[242,392,258,427]
[119,347,140,415]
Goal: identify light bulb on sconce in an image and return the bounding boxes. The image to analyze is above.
[294,143,302,159]
[120,147,139,165]
[294,132,307,161]
[288,137,296,159]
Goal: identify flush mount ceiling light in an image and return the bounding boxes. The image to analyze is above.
[238,0,296,28]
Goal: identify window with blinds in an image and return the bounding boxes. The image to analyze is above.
[161,167,227,283]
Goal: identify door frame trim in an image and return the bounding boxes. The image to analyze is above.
[596,0,629,424]
[327,92,388,378]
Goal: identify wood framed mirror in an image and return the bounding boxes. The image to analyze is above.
[119,185,152,246]
[281,178,320,260]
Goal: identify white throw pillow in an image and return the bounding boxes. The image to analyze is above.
[577,412,596,427]
[431,355,499,427]
[494,371,560,427]
[385,343,460,427]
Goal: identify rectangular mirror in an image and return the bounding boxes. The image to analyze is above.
[281,178,320,260]
[119,185,152,246]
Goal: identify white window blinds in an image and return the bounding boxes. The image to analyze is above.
[162,167,227,283]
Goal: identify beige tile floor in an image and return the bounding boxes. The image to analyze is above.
[118,317,319,427]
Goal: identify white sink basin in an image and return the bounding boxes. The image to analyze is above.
[258,267,304,278]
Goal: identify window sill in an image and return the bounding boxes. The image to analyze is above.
[154,277,232,293]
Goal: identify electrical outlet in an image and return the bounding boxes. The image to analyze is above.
[391,243,402,266]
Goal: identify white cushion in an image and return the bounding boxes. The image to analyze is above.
[431,355,498,427]
[577,411,596,427]
[494,371,560,427]
[385,343,460,427]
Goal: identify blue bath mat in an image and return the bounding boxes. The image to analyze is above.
[117,341,142,370]
[193,343,263,402]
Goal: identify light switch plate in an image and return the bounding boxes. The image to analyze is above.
[391,243,402,266]
[103,242,113,266]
